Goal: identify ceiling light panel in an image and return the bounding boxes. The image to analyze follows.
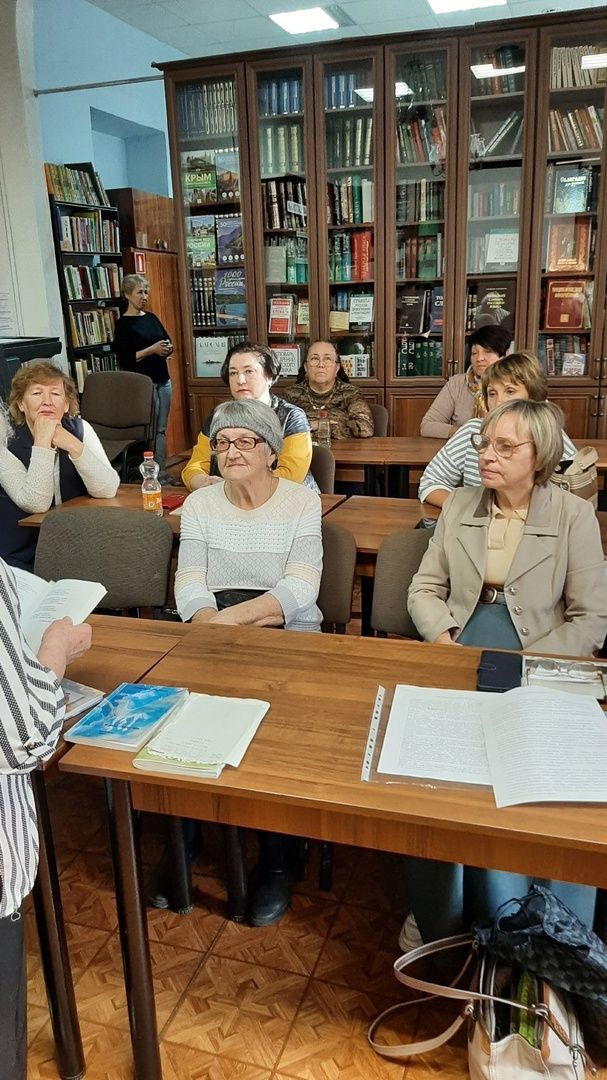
[270,7,339,33]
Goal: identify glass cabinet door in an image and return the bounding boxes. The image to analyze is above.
[251,63,312,377]
[533,29,607,379]
[315,51,383,383]
[174,72,252,379]
[388,45,453,381]
[461,37,532,362]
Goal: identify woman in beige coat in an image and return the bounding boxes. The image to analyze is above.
[403,399,606,946]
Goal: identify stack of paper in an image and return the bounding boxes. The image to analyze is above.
[133,693,270,778]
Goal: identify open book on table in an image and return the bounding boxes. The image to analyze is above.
[373,684,607,808]
[134,692,270,779]
[11,566,107,653]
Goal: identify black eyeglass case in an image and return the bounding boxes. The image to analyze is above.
[477,650,523,693]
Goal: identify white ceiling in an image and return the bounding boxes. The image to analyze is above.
[86,0,607,60]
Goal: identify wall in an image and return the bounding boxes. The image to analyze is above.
[34,0,185,194]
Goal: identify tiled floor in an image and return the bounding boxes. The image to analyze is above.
[25,768,471,1079]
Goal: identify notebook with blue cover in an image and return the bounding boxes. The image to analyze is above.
[65,682,187,751]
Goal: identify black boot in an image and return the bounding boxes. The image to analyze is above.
[248,831,292,927]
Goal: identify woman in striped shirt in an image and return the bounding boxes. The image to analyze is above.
[0,403,91,1077]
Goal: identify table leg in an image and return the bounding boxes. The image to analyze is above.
[223,826,248,922]
[387,465,410,498]
[363,465,377,497]
[167,818,194,915]
[32,771,85,1080]
[104,779,161,1080]
[360,576,374,637]
[594,888,607,942]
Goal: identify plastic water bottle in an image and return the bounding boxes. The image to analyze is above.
[140,451,162,515]
[316,409,331,447]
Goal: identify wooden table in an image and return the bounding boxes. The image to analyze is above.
[36,616,191,1080]
[328,496,438,577]
[61,626,607,1079]
[19,486,345,535]
[331,436,445,495]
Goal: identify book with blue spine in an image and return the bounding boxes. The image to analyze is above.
[65,683,188,751]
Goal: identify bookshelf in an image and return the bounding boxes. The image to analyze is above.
[160,8,607,440]
[45,161,122,392]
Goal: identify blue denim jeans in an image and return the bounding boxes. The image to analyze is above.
[152,379,172,470]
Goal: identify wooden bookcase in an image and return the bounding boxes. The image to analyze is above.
[46,161,122,392]
[158,6,607,442]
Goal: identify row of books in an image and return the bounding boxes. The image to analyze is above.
[550,45,607,90]
[73,351,118,393]
[329,291,374,333]
[547,105,603,153]
[326,115,373,168]
[329,231,373,283]
[327,176,374,226]
[398,58,447,102]
[190,267,248,328]
[258,77,302,118]
[68,306,118,349]
[466,282,514,332]
[471,111,523,157]
[468,179,520,219]
[467,229,519,274]
[181,149,240,206]
[398,286,444,334]
[264,238,308,285]
[323,71,371,110]
[543,279,592,332]
[545,218,593,273]
[63,263,121,301]
[261,177,307,231]
[544,164,598,214]
[45,162,110,207]
[537,334,587,377]
[260,122,304,176]
[268,295,310,337]
[396,179,444,224]
[471,47,525,96]
[185,213,244,269]
[195,333,247,377]
[177,81,236,138]
[397,338,443,377]
[397,231,443,281]
[58,212,120,254]
[396,108,446,165]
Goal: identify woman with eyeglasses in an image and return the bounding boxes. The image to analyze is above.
[181,341,316,490]
[172,398,322,926]
[283,340,374,439]
[403,399,606,945]
[418,352,576,507]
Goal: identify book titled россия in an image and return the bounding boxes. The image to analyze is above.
[65,683,188,751]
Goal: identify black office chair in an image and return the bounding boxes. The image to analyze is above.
[80,371,154,481]
[310,444,336,493]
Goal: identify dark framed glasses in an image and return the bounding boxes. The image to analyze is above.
[210,436,266,453]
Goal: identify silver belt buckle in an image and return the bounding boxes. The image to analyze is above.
[482,586,498,604]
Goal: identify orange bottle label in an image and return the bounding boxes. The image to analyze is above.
[142,491,162,513]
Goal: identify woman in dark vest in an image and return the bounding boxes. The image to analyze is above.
[0,362,119,569]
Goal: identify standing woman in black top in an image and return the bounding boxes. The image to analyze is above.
[113,273,173,477]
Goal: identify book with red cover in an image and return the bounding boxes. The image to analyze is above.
[546,219,591,272]
[544,280,585,331]
[268,295,294,335]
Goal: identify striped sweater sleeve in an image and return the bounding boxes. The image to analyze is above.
[418,422,476,502]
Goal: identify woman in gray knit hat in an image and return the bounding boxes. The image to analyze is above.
[171,397,323,926]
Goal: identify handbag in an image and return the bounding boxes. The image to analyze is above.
[551,447,598,506]
[475,884,607,1053]
[368,935,593,1078]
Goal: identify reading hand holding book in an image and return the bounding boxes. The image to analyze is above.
[11,565,106,653]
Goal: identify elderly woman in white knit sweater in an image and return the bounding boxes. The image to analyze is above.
[172,398,322,927]
[175,398,322,632]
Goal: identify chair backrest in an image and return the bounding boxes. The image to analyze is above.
[371,528,432,638]
[369,402,389,437]
[34,506,174,610]
[310,443,336,494]
[80,371,154,442]
[317,519,357,631]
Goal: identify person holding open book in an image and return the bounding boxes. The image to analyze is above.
[0,361,119,570]
[181,340,316,490]
[419,324,512,438]
[403,399,606,944]
[171,398,322,924]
